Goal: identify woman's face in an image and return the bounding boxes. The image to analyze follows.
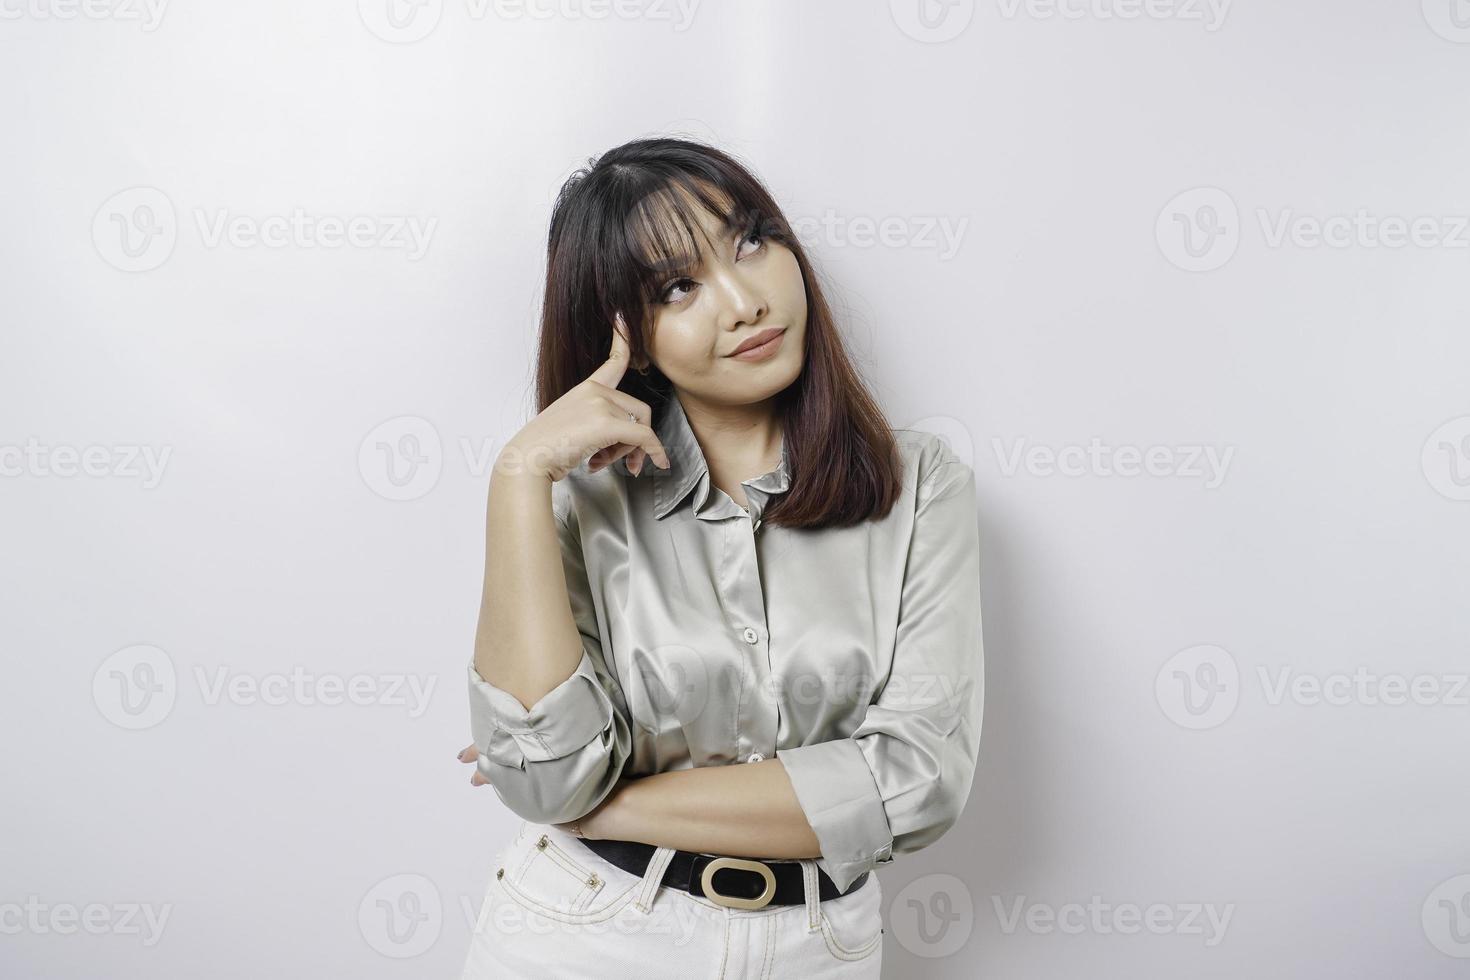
[640,196,807,409]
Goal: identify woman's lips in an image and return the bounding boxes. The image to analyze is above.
[729,328,786,361]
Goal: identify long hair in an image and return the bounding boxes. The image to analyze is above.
[533,136,903,530]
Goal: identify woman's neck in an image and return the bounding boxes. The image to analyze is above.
[676,391,784,505]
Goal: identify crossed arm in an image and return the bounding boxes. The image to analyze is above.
[459,747,823,860]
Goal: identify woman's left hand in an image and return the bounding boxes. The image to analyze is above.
[457,742,491,786]
[456,743,629,840]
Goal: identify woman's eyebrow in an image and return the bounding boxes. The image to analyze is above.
[675,216,750,272]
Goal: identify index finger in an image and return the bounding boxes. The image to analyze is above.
[587,312,633,389]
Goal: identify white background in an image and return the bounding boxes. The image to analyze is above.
[3,1,1469,976]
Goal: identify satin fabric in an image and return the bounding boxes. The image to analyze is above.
[467,391,984,893]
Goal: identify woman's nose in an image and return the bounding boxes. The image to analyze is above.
[713,271,766,328]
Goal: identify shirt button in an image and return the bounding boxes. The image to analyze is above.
[741,627,759,644]
[747,752,764,763]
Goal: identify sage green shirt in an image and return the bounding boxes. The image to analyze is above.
[467,392,985,893]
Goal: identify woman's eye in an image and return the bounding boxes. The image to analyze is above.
[738,231,766,257]
[660,234,765,304]
[661,277,695,304]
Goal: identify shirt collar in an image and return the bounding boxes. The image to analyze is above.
[617,391,792,520]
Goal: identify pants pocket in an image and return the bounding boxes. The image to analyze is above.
[817,874,884,962]
[497,824,640,924]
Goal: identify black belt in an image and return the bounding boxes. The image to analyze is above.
[577,837,868,910]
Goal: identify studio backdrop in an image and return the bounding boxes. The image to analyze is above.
[3,1,1467,977]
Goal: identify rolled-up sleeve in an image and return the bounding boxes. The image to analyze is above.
[777,443,984,893]
[466,495,632,826]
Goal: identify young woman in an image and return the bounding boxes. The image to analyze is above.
[456,136,984,977]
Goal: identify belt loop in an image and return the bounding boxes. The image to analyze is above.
[800,860,820,932]
[633,845,677,915]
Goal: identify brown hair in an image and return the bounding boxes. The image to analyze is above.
[533,135,903,530]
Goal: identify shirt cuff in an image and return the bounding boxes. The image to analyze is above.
[776,738,895,893]
[466,650,614,770]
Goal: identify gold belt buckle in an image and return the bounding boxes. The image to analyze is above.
[699,857,777,910]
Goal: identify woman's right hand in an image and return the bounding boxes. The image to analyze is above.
[499,314,671,483]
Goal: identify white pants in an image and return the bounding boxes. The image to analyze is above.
[459,820,884,978]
